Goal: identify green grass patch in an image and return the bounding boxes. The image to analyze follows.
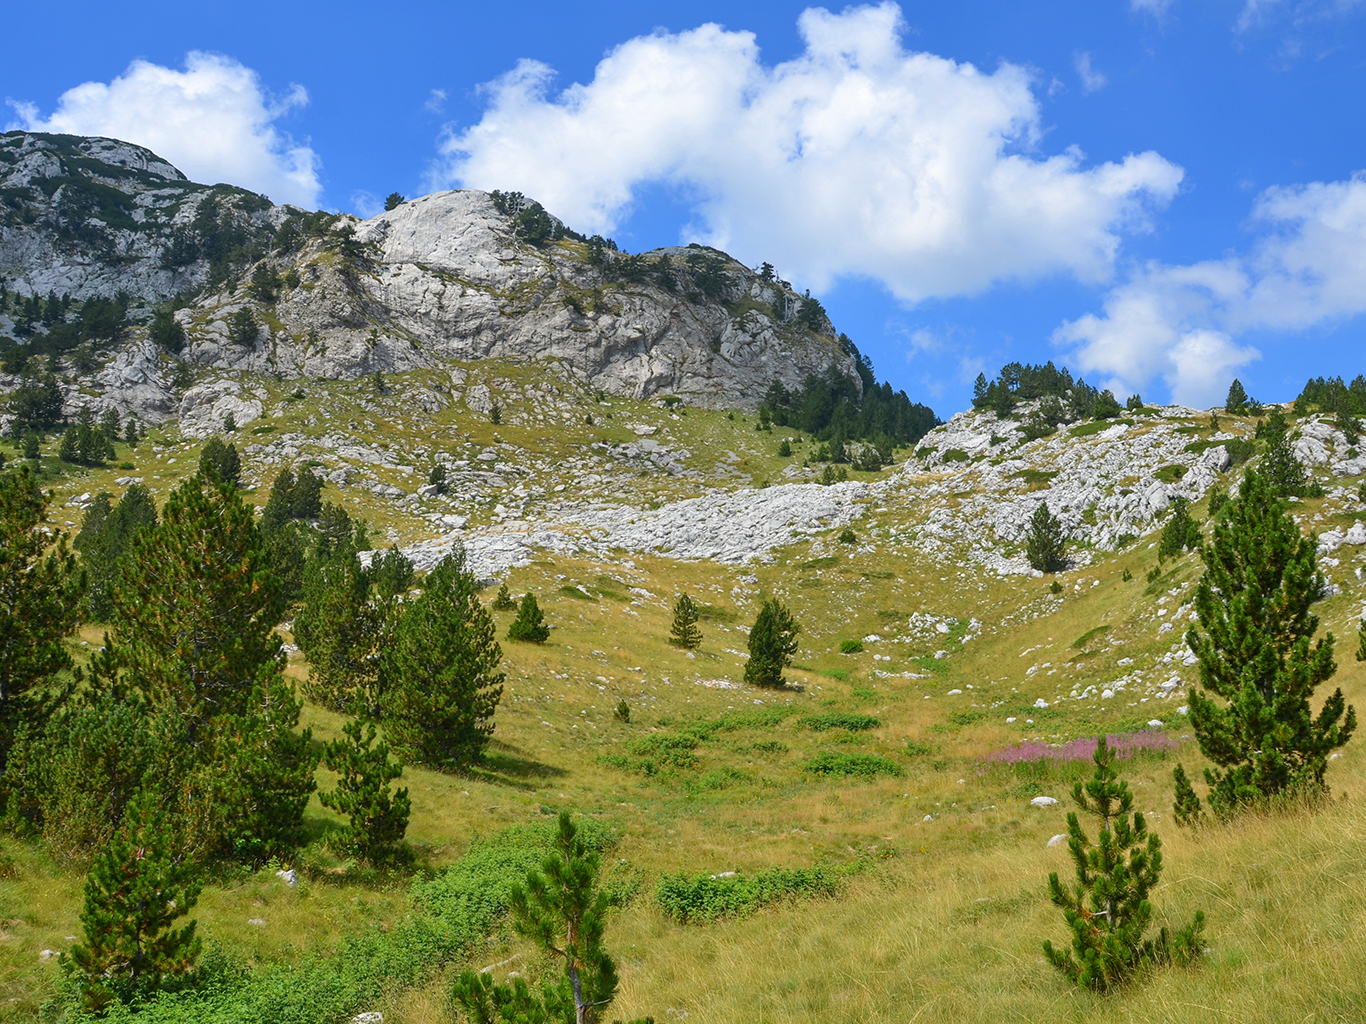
[804,752,903,779]
[557,584,597,600]
[946,710,985,727]
[839,639,863,654]
[1068,420,1121,438]
[1154,464,1188,483]
[941,449,970,463]
[798,555,840,570]
[798,713,881,732]
[1009,469,1058,489]
[655,866,838,924]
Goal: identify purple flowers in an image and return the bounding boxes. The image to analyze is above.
[983,729,1177,764]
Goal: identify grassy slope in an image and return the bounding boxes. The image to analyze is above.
[3,367,1365,1022]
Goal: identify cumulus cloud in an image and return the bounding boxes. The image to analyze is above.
[432,2,1182,303]
[7,52,321,208]
[1073,52,1108,92]
[1056,172,1366,406]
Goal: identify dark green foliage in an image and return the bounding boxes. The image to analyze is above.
[1182,468,1354,816]
[613,700,630,723]
[66,789,202,1013]
[489,190,529,216]
[777,439,792,457]
[795,291,827,330]
[22,433,41,460]
[1260,418,1317,498]
[1043,736,1204,991]
[319,717,411,866]
[1026,503,1068,573]
[668,593,702,650]
[198,436,241,486]
[804,751,902,778]
[58,427,80,463]
[384,192,406,211]
[96,473,316,863]
[296,548,381,713]
[1157,497,1201,563]
[655,866,836,923]
[1293,373,1366,416]
[760,360,938,451]
[6,372,64,432]
[798,713,880,732]
[1125,393,1145,411]
[249,264,282,304]
[1171,763,1204,827]
[227,307,260,347]
[514,202,554,246]
[839,639,863,653]
[1225,378,1249,414]
[507,592,549,643]
[291,468,323,519]
[492,583,517,611]
[0,467,83,775]
[452,812,623,1024]
[383,551,505,770]
[744,599,799,688]
[971,360,1112,421]
[148,308,186,353]
[260,467,297,533]
[427,462,448,494]
[74,483,157,621]
[490,402,502,425]
[1092,389,1122,420]
[837,527,857,544]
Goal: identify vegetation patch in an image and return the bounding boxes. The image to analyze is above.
[1009,469,1058,489]
[797,555,840,570]
[798,713,881,732]
[655,867,838,923]
[1071,625,1111,650]
[804,752,903,778]
[940,448,970,463]
[1154,464,1188,483]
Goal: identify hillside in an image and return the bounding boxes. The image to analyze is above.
[2,357,1365,1022]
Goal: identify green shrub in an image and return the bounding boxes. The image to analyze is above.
[839,639,863,654]
[655,866,837,923]
[941,448,970,463]
[804,752,902,778]
[1154,464,1187,483]
[798,713,880,732]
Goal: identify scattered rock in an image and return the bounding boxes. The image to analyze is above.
[1030,796,1058,808]
[276,868,298,888]
[1047,834,1068,847]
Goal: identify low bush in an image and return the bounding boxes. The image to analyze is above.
[798,713,880,732]
[655,866,837,923]
[839,639,863,653]
[804,752,903,778]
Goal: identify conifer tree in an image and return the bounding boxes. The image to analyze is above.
[58,427,79,463]
[1043,736,1204,991]
[492,583,517,610]
[668,593,702,650]
[1175,468,1355,817]
[0,467,84,773]
[260,467,296,533]
[75,483,158,622]
[295,547,380,713]
[319,716,410,866]
[98,473,316,861]
[1157,497,1201,563]
[197,436,241,487]
[507,592,550,643]
[65,789,202,1013]
[383,550,505,769]
[1225,378,1249,414]
[1025,502,1068,573]
[290,468,324,520]
[452,812,623,1024]
[1260,421,1314,498]
[744,599,799,688]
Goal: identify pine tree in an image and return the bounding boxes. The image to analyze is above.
[124,417,140,446]
[1261,422,1312,497]
[290,468,324,520]
[198,436,241,487]
[319,716,410,866]
[58,427,79,463]
[492,583,517,610]
[295,548,381,713]
[668,593,702,649]
[65,789,202,1013]
[260,467,296,533]
[1157,497,1201,563]
[0,467,84,773]
[428,462,448,494]
[507,592,550,643]
[227,307,259,347]
[1176,468,1355,817]
[1025,502,1068,573]
[744,599,800,688]
[97,473,316,862]
[452,812,622,1024]
[1043,736,1204,991]
[384,192,406,211]
[1225,378,1249,414]
[22,433,40,460]
[75,483,158,621]
[383,550,505,769]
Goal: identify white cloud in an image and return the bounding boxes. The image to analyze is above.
[350,190,384,218]
[425,88,447,114]
[7,52,321,208]
[1130,0,1177,16]
[432,3,1182,303]
[1056,172,1366,406]
[1074,51,1108,93]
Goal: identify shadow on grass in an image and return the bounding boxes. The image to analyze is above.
[466,744,569,790]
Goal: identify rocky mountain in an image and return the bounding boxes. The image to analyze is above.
[0,132,864,425]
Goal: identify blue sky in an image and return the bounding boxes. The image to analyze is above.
[5,1,1366,416]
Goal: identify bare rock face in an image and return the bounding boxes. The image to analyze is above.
[179,190,858,408]
[0,132,288,302]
